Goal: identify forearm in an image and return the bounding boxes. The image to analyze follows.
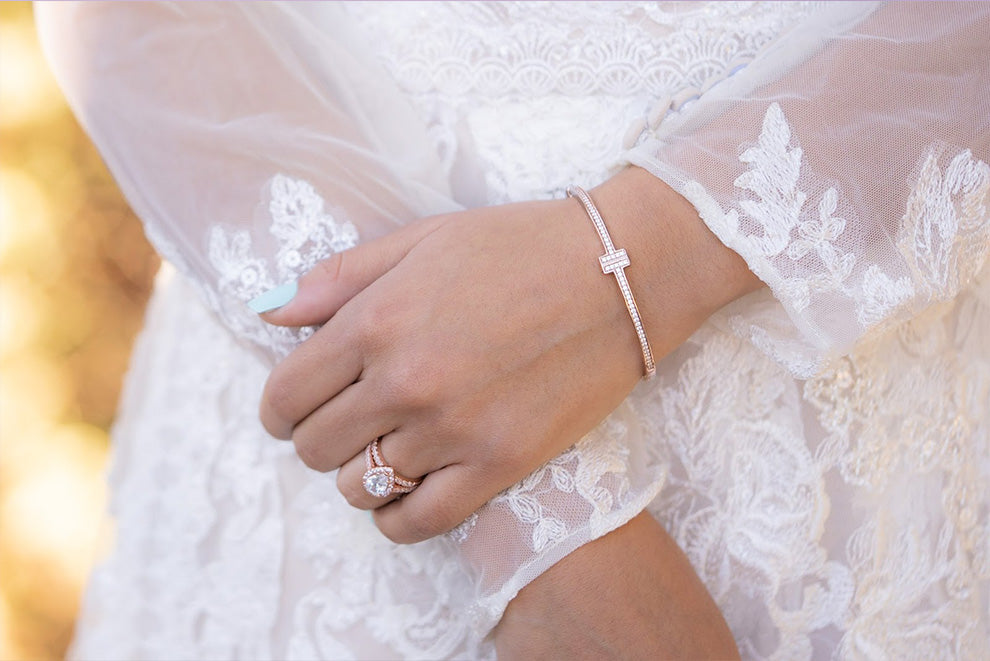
[492,169,755,657]
[495,512,740,660]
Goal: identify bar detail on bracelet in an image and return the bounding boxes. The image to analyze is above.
[567,185,656,378]
[599,248,630,275]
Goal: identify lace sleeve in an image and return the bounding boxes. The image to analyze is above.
[36,0,661,642]
[36,1,461,364]
[627,1,990,378]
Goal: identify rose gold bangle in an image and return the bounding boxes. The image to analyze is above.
[567,186,656,379]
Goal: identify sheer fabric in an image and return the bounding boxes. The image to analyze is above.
[627,1,990,377]
[37,2,990,659]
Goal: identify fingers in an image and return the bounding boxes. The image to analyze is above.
[251,216,447,327]
[373,464,488,545]
[334,430,438,509]
[259,315,365,439]
[290,381,401,472]
[258,217,453,439]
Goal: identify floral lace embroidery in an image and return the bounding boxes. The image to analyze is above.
[899,148,990,303]
[488,426,639,555]
[683,102,989,377]
[206,174,359,359]
[804,300,990,659]
[70,3,990,659]
[73,264,990,660]
[267,176,359,278]
[701,103,902,319]
[71,275,490,660]
[642,301,990,659]
[640,329,852,658]
[69,273,288,660]
[286,480,480,659]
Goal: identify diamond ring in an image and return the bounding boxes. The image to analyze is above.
[362,438,421,498]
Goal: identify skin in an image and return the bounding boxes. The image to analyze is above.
[495,512,740,660]
[257,166,761,655]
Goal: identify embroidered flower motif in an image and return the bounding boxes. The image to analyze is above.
[209,227,273,302]
[899,149,990,301]
[788,189,856,286]
[269,176,359,280]
[857,265,914,327]
[207,174,359,359]
[682,103,990,379]
[735,103,807,258]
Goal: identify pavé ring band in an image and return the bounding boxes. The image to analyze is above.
[362,438,421,498]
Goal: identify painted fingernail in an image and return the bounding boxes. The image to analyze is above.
[247,280,298,313]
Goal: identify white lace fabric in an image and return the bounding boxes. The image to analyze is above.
[628,2,990,377]
[36,2,990,659]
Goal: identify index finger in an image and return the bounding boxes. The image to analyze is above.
[259,309,365,439]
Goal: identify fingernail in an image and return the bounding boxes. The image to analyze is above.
[248,280,298,313]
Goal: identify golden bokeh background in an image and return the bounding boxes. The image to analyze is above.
[1,3,160,659]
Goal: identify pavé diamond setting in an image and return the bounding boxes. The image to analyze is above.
[362,438,421,498]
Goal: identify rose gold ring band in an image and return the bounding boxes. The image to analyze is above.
[362,438,421,498]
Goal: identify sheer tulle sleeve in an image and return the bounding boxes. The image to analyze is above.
[36,1,462,364]
[36,0,661,640]
[37,0,990,645]
[627,1,990,378]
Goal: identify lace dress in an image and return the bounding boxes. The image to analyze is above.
[37,2,990,659]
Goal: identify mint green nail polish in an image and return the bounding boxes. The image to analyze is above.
[248,280,298,313]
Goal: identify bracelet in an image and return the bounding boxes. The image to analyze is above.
[567,185,656,379]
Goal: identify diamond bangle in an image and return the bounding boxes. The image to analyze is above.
[567,185,656,379]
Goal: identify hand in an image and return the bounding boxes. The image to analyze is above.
[494,512,740,660]
[256,167,761,543]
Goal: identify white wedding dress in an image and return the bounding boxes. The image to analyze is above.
[37,2,990,659]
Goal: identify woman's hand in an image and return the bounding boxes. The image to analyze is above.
[256,167,761,543]
[495,512,740,660]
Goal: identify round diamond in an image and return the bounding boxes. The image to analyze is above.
[363,467,394,497]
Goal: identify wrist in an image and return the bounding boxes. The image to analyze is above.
[589,167,762,355]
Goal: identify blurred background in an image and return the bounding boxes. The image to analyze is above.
[1,3,159,659]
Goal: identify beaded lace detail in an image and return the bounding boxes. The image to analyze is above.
[644,291,990,659]
[205,174,359,359]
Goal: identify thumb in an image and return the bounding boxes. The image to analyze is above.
[247,216,444,326]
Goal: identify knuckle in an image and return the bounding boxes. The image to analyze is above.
[381,366,418,407]
[381,355,442,411]
[315,252,345,285]
[402,503,454,543]
[261,375,298,435]
[258,404,285,440]
[353,304,392,354]
[293,438,328,472]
